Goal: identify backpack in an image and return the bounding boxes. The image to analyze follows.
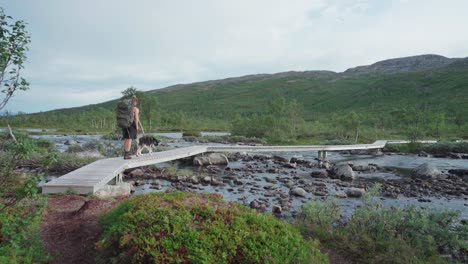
[116,99,134,128]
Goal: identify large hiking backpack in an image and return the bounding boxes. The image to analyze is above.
[116,99,134,128]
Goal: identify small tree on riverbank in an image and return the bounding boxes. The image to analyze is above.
[0,8,31,111]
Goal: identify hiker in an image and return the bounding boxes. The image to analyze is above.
[121,95,139,159]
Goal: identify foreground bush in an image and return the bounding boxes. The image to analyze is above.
[298,185,468,264]
[0,196,49,263]
[98,192,327,263]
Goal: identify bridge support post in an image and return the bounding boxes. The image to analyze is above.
[371,148,383,156]
[318,150,327,160]
[116,173,123,184]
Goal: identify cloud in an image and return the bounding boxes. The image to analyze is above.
[2,0,468,113]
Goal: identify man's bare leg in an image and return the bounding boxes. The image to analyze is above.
[124,139,132,159]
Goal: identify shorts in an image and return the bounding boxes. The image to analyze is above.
[122,124,137,139]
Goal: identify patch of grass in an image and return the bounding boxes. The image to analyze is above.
[46,153,98,173]
[297,185,468,263]
[182,130,201,137]
[384,142,468,154]
[98,192,327,263]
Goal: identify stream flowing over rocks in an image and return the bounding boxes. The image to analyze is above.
[40,132,468,220]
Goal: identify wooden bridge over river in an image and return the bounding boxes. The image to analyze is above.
[42,140,415,194]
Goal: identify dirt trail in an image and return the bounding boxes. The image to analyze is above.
[40,195,125,264]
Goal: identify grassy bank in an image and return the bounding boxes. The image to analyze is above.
[296,185,468,263]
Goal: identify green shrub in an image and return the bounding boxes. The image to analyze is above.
[299,199,340,241]
[98,192,327,264]
[0,182,49,263]
[66,144,83,153]
[82,139,102,151]
[46,153,98,173]
[298,185,468,263]
[182,130,201,137]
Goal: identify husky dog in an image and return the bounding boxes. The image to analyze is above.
[135,135,160,156]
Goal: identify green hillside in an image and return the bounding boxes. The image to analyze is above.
[2,56,467,142]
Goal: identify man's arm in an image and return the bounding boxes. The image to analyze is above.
[134,107,140,130]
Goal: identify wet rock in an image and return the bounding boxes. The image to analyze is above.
[413,163,441,179]
[290,187,307,197]
[242,155,254,162]
[312,181,326,187]
[352,165,377,172]
[272,205,282,214]
[283,163,297,169]
[335,191,347,198]
[418,151,431,157]
[190,176,199,184]
[202,176,211,183]
[249,200,259,209]
[263,184,277,190]
[448,169,468,177]
[418,198,431,203]
[267,168,279,173]
[254,154,273,160]
[332,164,356,181]
[311,169,328,178]
[207,165,222,174]
[345,187,366,198]
[284,181,295,188]
[64,140,78,145]
[211,179,223,186]
[265,177,278,184]
[448,152,463,159]
[273,155,289,163]
[318,160,331,170]
[129,168,145,178]
[313,190,328,196]
[234,179,244,185]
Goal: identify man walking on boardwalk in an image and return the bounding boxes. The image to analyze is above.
[122,95,140,159]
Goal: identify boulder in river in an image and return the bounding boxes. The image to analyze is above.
[345,187,365,198]
[193,153,229,166]
[331,164,356,181]
[290,187,307,197]
[64,140,78,145]
[413,163,441,180]
[129,168,145,178]
[310,169,328,178]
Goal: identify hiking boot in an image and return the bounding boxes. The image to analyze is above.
[124,151,132,160]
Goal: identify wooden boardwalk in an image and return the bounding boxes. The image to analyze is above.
[42,140,390,194]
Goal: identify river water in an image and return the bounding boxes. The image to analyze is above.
[34,133,468,220]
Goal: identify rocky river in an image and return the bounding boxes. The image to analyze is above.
[35,132,468,220]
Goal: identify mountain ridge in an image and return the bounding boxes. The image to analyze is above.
[149,54,465,94]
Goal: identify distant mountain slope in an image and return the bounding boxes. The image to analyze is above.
[6,54,467,126]
[343,54,461,75]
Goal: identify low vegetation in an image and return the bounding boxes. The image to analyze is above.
[98,192,327,263]
[385,141,468,154]
[297,185,468,264]
[0,132,49,263]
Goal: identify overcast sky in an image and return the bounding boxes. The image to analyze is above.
[2,0,468,113]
